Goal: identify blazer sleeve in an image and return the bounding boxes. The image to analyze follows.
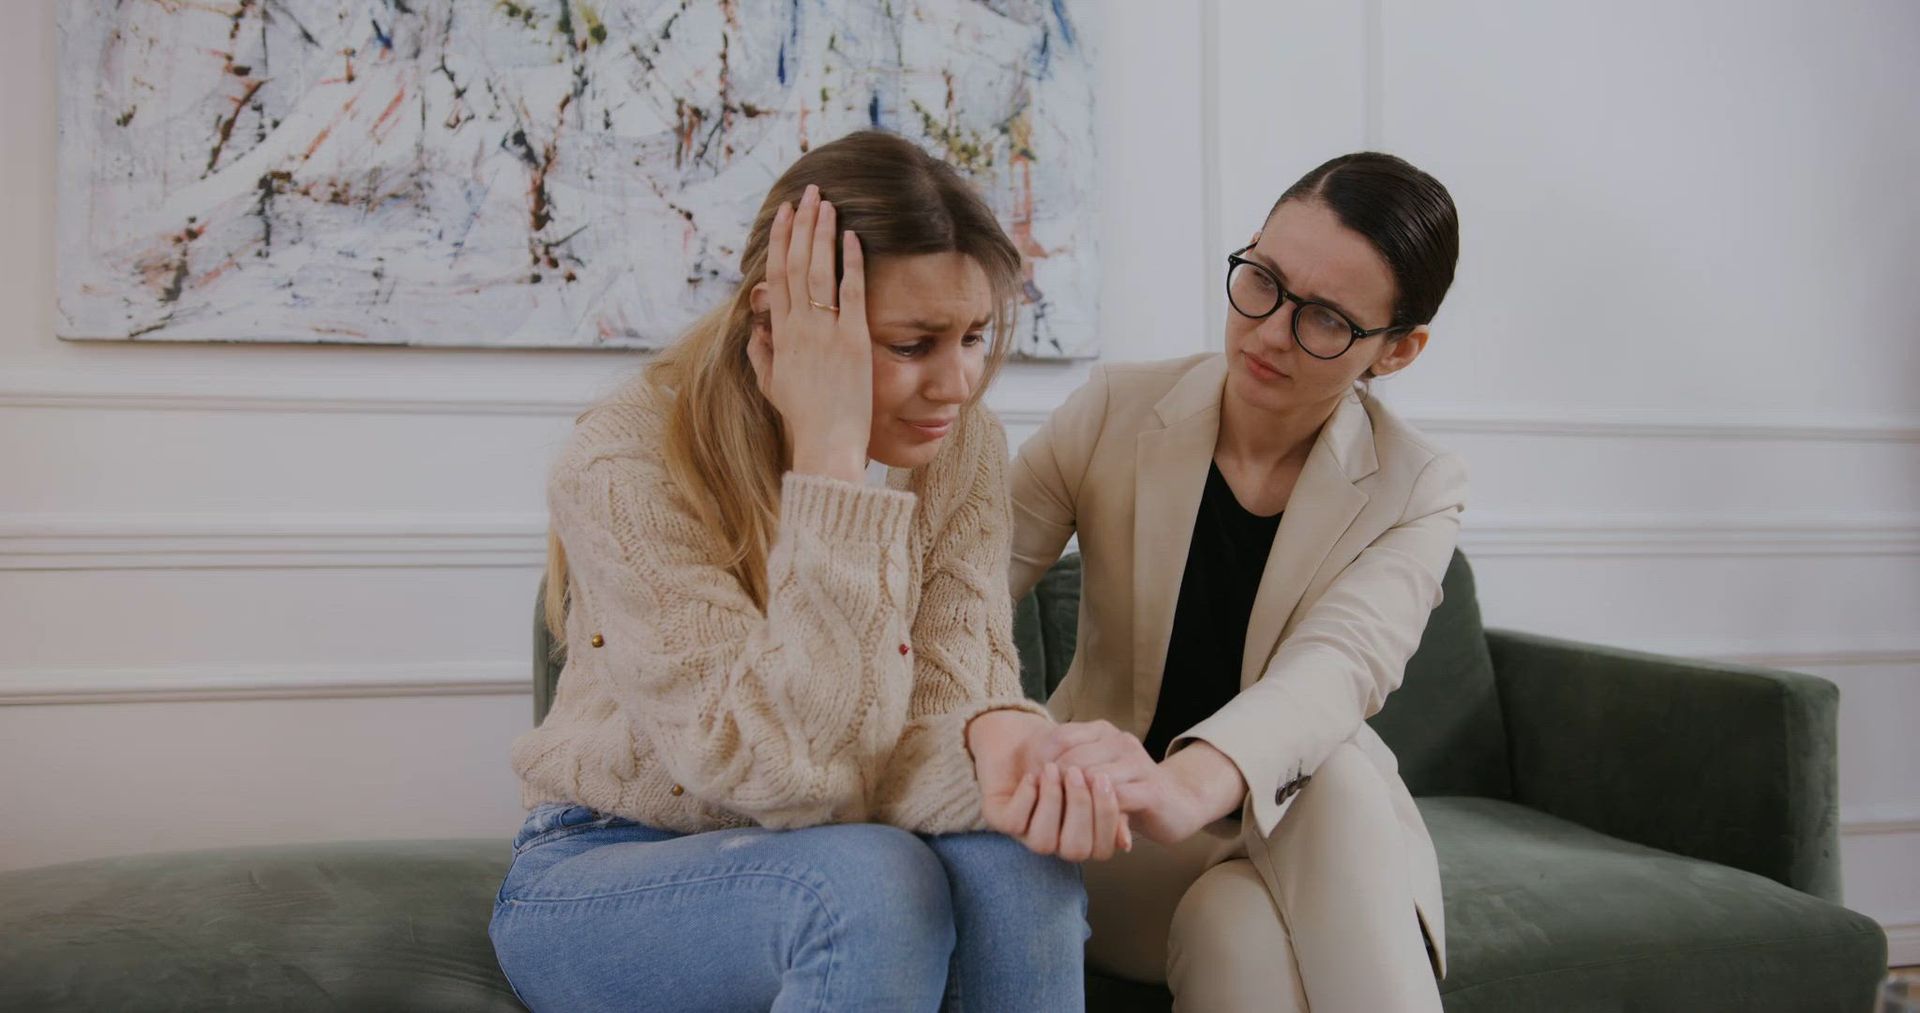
[1169,451,1469,837]
[550,453,919,829]
[1008,363,1112,603]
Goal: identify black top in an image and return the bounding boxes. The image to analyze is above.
[1141,461,1284,763]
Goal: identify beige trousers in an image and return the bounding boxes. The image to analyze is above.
[1083,743,1443,1012]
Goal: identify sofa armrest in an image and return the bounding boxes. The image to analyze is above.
[1487,629,1842,901]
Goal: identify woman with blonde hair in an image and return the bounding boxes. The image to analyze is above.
[489,130,1125,1011]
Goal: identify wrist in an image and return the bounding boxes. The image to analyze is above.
[1164,740,1249,822]
[965,709,1049,763]
[789,444,866,484]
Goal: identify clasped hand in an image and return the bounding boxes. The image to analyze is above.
[969,712,1224,861]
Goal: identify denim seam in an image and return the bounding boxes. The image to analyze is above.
[486,905,536,1007]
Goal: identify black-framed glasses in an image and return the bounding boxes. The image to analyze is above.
[1226,244,1411,360]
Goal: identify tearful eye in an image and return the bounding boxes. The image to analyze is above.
[890,341,932,358]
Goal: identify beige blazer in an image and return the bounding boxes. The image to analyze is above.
[1008,352,1466,968]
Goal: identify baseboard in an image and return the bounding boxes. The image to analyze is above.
[1888,922,1920,968]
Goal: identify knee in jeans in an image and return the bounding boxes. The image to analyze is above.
[813,825,955,958]
[950,832,1087,927]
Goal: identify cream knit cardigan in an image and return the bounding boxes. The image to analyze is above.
[511,376,1049,835]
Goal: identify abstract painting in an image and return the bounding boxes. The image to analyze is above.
[55,1,1099,356]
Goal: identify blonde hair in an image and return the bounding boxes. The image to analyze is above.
[544,130,1023,651]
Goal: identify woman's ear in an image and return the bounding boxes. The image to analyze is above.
[746,282,774,396]
[1368,325,1430,378]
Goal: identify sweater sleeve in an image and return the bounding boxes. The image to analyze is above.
[872,408,1052,834]
[552,451,919,829]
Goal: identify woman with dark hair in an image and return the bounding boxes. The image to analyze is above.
[1009,152,1464,1010]
[491,131,1124,1011]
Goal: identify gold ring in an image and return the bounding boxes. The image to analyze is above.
[809,299,839,313]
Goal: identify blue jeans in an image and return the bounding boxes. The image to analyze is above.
[490,803,1089,1012]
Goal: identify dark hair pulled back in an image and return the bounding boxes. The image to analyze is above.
[1270,152,1459,329]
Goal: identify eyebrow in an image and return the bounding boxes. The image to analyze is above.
[1242,249,1365,326]
[873,316,993,332]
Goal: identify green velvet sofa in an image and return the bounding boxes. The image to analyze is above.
[0,552,1888,1011]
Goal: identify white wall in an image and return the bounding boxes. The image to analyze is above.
[0,0,1208,860]
[4,0,1915,967]
[1214,0,1920,963]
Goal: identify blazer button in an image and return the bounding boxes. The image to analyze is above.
[670,784,684,797]
[590,634,605,648]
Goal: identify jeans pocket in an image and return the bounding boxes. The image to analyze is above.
[512,802,605,854]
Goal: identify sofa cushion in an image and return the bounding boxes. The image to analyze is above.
[1070,797,1888,1013]
[1013,552,1085,702]
[1422,796,1887,1011]
[0,839,522,1012]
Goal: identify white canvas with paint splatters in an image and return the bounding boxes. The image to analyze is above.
[55,1,1099,357]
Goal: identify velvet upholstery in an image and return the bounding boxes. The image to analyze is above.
[0,840,521,1011]
[1423,796,1885,1011]
[0,550,1886,1012]
[1489,629,1845,902]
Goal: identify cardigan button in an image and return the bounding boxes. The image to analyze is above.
[670,784,684,797]
[590,634,605,648]
[898,643,910,656]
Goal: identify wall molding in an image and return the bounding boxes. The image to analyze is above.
[0,660,529,706]
[0,367,1060,424]
[1403,405,1920,444]
[1459,515,1920,558]
[1841,804,1920,838]
[1888,922,1920,969]
[6,368,1918,442]
[0,367,601,418]
[11,512,1916,570]
[0,513,550,570]
[1,636,1907,708]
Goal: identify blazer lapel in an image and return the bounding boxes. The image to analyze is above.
[1238,393,1379,689]
[1130,356,1229,736]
